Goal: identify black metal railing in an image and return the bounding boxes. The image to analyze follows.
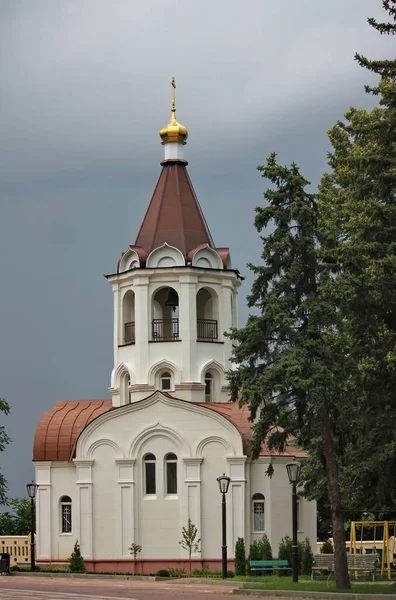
[124,321,135,344]
[197,318,218,341]
[152,318,179,341]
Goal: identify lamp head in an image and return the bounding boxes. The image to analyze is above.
[217,473,231,495]
[26,481,38,499]
[286,462,301,485]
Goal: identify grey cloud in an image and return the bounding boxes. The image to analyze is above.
[0,0,392,499]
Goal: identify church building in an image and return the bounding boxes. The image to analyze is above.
[33,81,316,573]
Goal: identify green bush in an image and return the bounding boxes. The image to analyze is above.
[192,565,211,577]
[278,535,292,565]
[68,541,86,573]
[248,534,273,574]
[168,567,187,577]
[301,538,314,575]
[320,539,334,554]
[227,570,235,578]
[156,569,170,577]
[261,534,273,560]
[234,537,246,576]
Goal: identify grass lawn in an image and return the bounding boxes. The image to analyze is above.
[233,575,396,594]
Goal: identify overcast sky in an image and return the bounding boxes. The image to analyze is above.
[0,0,393,500]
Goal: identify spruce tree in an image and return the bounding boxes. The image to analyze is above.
[234,537,246,576]
[68,541,86,573]
[318,0,396,510]
[227,154,351,588]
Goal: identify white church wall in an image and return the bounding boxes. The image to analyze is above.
[136,436,181,559]
[248,458,316,557]
[50,463,78,560]
[73,394,244,561]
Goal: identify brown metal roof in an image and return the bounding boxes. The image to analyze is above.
[33,397,306,462]
[134,161,215,256]
[33,400,112,461]
[196,402,308,458]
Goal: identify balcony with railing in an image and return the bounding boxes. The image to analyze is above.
[152,318,179,341]
[124,321,135,344]
[197,318,218,341]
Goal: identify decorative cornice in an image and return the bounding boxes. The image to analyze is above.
[175,383,205,391]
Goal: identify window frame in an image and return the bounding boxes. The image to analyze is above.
[160,371,172,391]
[252,493,265,533]
[165,452,178,496]
[60,495,72,535]
[144,453,156,496]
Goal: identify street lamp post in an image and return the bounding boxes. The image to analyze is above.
[26,481,38,572]
[217,473,231,579]
[286,463,301,583]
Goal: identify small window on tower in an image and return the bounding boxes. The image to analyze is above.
[205,372,213,403]
[161,371,172,391]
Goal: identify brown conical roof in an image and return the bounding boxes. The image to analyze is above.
[135,160,215,256]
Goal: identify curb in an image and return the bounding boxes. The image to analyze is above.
[233,589,396,600]
[11,572,157,581]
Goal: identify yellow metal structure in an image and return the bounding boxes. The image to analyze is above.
[350,521,396,580]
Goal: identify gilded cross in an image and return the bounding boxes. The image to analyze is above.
[171,77,176,111]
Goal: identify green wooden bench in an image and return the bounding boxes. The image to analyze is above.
[250,559,291,575]
[347,554,377,581]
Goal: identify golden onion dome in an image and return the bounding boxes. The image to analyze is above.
[159,77,188,145]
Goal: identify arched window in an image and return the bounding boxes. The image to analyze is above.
[144,453,156,495]
[205,372,213,403]
[165,453,177,495]
[121,371,131,405]
[160,371,172,391]
[252,493,265,532]
[60,496,72,534]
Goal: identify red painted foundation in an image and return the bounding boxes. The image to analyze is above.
[37,558,235,574]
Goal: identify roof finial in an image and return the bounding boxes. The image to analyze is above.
[159,77,188,145]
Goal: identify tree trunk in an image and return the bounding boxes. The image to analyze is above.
[321,421,350,589]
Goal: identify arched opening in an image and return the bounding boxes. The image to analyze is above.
[60,495,72,534]
[144,453,156,495]
[196,288,219,341]
[252,493,265,532]
[165,453,177,494]
[122,290,135,344]
[151,287,179,341]
[120,371,131,405]
[204,372,213,403]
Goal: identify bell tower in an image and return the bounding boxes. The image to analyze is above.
[106,79,241,406]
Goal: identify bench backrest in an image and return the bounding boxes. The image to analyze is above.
[347,554,377,568]
[313,554,334,566]
[250,560,289,567]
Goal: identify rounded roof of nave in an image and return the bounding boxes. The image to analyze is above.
[33,397,308,461]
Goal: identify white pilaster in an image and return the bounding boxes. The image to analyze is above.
[227,456,247,555]
[74,460,94,558]
[116,459,136,557]
[34,462,52,560]
[183,458,203,557]
[179,274,198,381]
